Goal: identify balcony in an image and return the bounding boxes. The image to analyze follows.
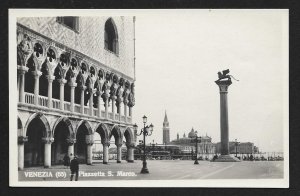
[22,92,131,123]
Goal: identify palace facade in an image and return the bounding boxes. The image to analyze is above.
[17,16,136,170]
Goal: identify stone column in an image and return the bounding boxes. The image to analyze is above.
[124,100,128,123]
[18,66,29,103]
[69,81,77,112]
[47,75,55,109]
[97,91,102,118]
[86,135,94,165]
[111,96,116,120]
[216,80,231,155]
[42,137,54,168]
[129,107,132,117]
[102,141,109,164]
[33,71,42,106]
[18,136,28,170]
[67,138,76,159]
[126,143,135,163]
[116,143,122,163]
[215,79,239,162]
[58,79,66,110]
[80,86,86,114]
[89,89,95,116]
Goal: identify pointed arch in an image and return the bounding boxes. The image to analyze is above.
[95,123,110,142]
[24,113,51,137]
[124,127,134,145]
[110,125,122,144]
[75,120,93,135]
[52,117,75,139]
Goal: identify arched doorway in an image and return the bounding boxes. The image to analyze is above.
[51,120,71,165]
[75,121,91,164]
[24,116,47,167]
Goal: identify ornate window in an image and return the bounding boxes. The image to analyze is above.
[104,18,118,54]
[57,17,79,32]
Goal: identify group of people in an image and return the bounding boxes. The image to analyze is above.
[63,154,79,181]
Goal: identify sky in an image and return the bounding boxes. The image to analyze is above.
[131,10,288,153]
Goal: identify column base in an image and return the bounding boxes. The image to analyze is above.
[44,166,50,168]
[103,161,108,164]
[211,155,241,162]
[117,160,121,163]
[127,160,134,163]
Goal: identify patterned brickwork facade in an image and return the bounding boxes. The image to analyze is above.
[17,16,135,79]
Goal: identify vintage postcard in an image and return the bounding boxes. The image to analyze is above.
[9,9,289,187]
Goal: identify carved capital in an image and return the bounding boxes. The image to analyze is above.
[66,138,76,145]
[17,65,29,75]
[101,140,110,147]
[58,79,67,85]
[85,135,94,145]
[68,81,77,88]
[42,137,54,144]
[215,79,232,93]
[46,75,55,82]
[126,143,135,149]
[32,70,42,78]
[18,136,28,144]
[116,143,123,148]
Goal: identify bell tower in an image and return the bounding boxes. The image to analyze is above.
[163,110,170,144]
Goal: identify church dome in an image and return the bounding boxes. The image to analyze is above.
[188,128,196,138]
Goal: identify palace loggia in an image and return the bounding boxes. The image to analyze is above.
[16,16,137,170]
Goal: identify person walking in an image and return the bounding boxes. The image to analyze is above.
[70,156,79,181]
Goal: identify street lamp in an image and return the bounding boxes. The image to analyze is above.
[133,115,154,174]
[194,131,201,165]
[235,139,240,158]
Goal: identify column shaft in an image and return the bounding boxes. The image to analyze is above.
[34,74,40,106]
[87,145,93,165]
[97,95,101,118]
[47,79,53,108]
[220,92,229,155]
[19,73,25,103]
[103,144,109,164]
[89,90,93,116]
[124,103,127,123]
[112,99,115,120]
[127,147,134,163]
[81,88,85,114]
[117,145,122,163]
[59,81,65,110]
[105,98,109,119]
[18,144,24,170]
[44,143,52,168]
[68,144,74,158]
[70,86,75,112]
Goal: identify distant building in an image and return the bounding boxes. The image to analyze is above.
[169,128,216,159]
[162,110,170,144]
[216,142,256,154]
